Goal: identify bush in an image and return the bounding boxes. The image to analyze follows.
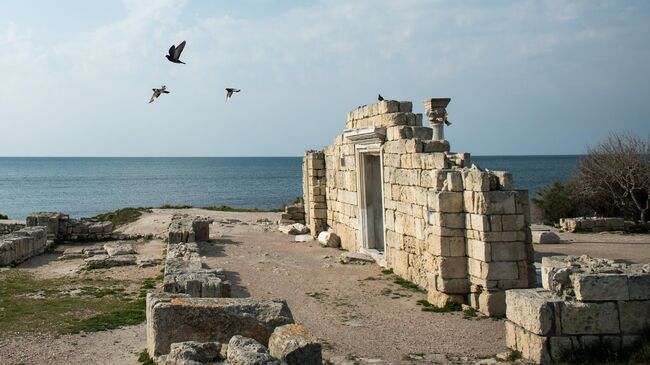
[532,182,588,225]
[0,213,8,220]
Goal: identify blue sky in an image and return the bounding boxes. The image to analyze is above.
[1,0,648,156]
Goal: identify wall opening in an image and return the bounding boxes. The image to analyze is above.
[360,153,385,253]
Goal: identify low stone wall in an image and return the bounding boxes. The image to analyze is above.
[279,204,305,225]
[505,255,650,364]
[0,226,48,266]
[168,214,211,244]
[559,217,625,233]
[26,212,113,241]
[0,221,25,235]
[146,294,294,356]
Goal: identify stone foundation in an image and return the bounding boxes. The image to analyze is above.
[167,214,211,244]
[505,255,650,364]
[26,212,113,241]
[279,204,306,225]
[303,98,534,315]
[0,226,48,266]
[559,217,627,233]
[0,221,26,235]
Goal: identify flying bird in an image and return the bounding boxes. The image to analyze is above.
[225,88,241,102]
[444,119,452,126]
[166,41,186,64]
[378,94,384,101]
[149,85,170,103]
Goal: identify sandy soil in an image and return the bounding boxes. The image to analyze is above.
[1,209,649,365]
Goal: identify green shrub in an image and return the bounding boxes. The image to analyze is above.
[0,213,8,219]
[532,182,586,225]
[93,207,152,227]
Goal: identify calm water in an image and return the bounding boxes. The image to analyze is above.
[0,156,579,219]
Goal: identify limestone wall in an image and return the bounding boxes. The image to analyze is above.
[26,212,113,241]
[303,151,327,235]
[506,255,650,364]
[559,217,626,233]
[303,98,534,315]
[0,221,25,235]
[0,226,47,266]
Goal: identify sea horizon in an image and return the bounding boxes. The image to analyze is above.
[0,155,579,220]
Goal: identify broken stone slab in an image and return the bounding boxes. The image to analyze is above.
[227,335,282,365]
[0,227,47,266]
[103,242,135,256]
[505,289,562,336]
[268,324,322,365]
[83,247,107,257]
[138,256,163,268]
[340,252,375,265]
[165,341,222,364]
[146,293,294,356]
[571,273,629,301]
[59,247,85,260]
[293,234,313,243]
[532,231,560,244]
[83,254,136,269]
[163,269,231,298]
[169,215,212,244]
[317,231,341,248]
[278,223,309,235]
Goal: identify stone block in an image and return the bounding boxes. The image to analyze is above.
[428,191,463,213]
[532,231,560,244]
[438,257,467,279]
[146,293,294,356]
[436,277,469,294]
[560,301,619,335]
[549,336,572,363]
[484,261,519,280]
[572,274,629,301]
[619,300,650,334]
[467,239,490,262]
[505,320,551,364]
[505,289,561,336]
[628,274,650,300]
[399,101,413,112]
[268,324,322,365]
[491,242,527,261]
[167,341,222,364]
[227,335,281,365]
[378,100,399,114]
[446,171,463,192]
[501,215,525,231]
[469,214,490,232]
[422,140,450,153]
[478,290,506,316]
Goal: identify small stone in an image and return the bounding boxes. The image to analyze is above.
[226,335,282,365]
[294,234,313,242]
[167,341,222,363]
[278,223,310,235]
[317,231,341,248]
[268,324,322,365]
[103,242,135,256]
[340,252,375,265]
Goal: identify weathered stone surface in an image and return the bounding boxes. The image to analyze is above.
[138,256,163,267]
[163,257,230,298]
[166,341,222,364]
[169,215,212,244]
[226,336,282,365]
[505,320,550,365]
[278,223,309,235]
[103,242,135,256]
[505,289,561,336]
[146,293,294,356]
[317,231,341,248]
[560,301,619,335]
[628,273,650,300]
[83,254,136,269]
[532,231,560,244]
[293,234,313,242]
[60,247,85,260]
[618,300,650,334]
[268,324,322,365]
[572,273,629,301]
[339,252,375,265]
[0,226,48,266]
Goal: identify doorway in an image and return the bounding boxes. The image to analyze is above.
[359,152,385,253]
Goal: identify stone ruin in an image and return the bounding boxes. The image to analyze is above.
[559,217,626,233]
[505,255,650,364]
[0,220,25,235]
[279,204,306,225]
[26,212,114,241]
[303,98,535,315]
[147,214,322,364]
[0,226,47,266]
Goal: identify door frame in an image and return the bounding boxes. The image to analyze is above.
[355,143,386,265]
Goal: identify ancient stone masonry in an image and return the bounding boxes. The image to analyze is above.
[559,217,626,233]
[0,226,47,266]
[303,150,327,235]
[303,98,535,315]
[148,215,322,364]
[0,221,26,235]
[164,214,230,297]
[279,204,306,225]
[505,255,650,364]
[26,212,113,241]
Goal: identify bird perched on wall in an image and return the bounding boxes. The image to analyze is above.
[378,94,384,101]
[225,88,241,102]
[149,85,170,103]
[443,111,452,126]
[166,41,186,64]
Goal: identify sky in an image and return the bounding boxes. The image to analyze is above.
[0,0,649,157]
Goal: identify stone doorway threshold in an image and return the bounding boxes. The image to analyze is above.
[361,248,386,267]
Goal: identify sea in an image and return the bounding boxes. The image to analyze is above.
[0,156,579,220]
